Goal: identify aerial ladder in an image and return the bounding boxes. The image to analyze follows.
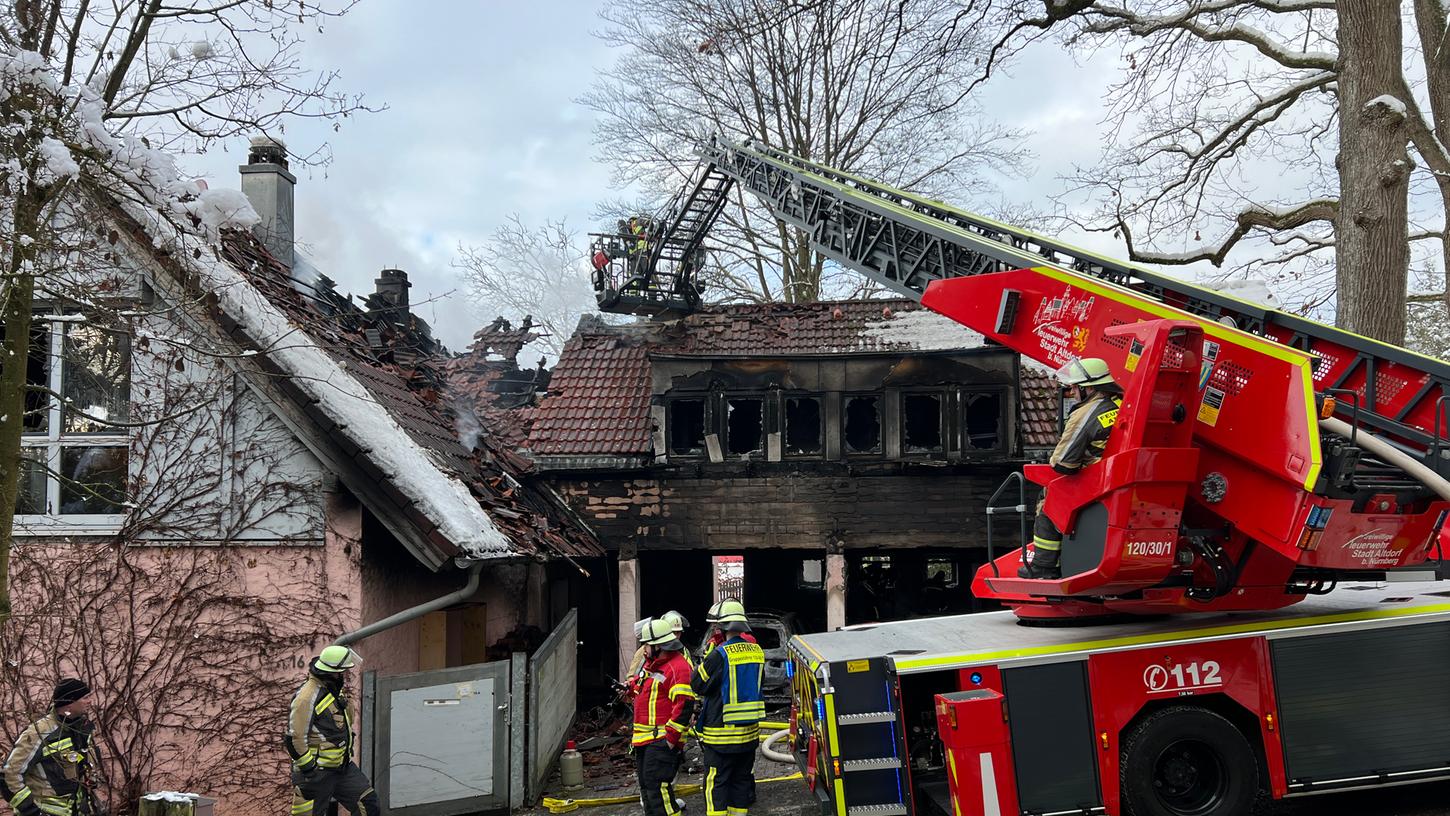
[589,161,735,318]
[594,135,1450,622]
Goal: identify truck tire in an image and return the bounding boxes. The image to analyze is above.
[1120,706,1258,816]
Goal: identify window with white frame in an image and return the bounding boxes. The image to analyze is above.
[14,313,131,525]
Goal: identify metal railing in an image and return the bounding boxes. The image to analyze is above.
[983,472,1031,578]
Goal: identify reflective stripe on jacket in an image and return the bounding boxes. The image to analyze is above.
[701,631,756,660]
[1049,392,1122,473]
[3,714,95,816]
[631,651,696,747]
[287,673,353,769]
[692,636,765,751]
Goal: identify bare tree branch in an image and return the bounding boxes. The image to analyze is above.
[1112,198,1339,266]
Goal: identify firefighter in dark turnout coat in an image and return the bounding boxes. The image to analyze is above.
[692,601,765,816]
[701,600,756,660]
[1019,357,1123,579]
[286,646,378,816]
[3,680,99,816]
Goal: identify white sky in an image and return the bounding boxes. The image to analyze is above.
[180,1,1214,351]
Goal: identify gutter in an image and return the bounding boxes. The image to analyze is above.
[335,561,484,647]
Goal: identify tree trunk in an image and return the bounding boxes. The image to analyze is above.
[1410,0,1450,318]
[1334,0,1412,344]
[0,191,39,627]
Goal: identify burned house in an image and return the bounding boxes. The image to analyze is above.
[516,300,1061,677]
[5,140,601,814]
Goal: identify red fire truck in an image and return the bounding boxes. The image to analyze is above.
[788,581,1450,816]
[592,138,1450,815]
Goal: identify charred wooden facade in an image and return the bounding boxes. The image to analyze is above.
[522,301,1062,678]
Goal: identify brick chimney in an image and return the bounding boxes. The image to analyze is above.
[239,135,295,266]
[374,268,411,312]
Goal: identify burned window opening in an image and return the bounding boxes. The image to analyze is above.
[726,397,764,456]
[902,393,943,453]
[785,397,822,456]
[798,559,824,589]
[964,391,1004,450]
[844,395,882,455]
[669,399,706,455]
[926,558,959,588]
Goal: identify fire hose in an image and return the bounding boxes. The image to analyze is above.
[760,728,793,763]
[541,769,802,813]
[542,725,797,813]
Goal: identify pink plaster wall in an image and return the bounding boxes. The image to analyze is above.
[353,510,543,676]
[1,491,544,816]
[0,544,345,816]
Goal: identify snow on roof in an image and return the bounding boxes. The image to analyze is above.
[862,307,1060,375]
[129,205,511,560]
[213,263,507,557]
[860,307,986,350]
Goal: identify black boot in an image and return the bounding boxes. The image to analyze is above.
[1017,545,1061,579]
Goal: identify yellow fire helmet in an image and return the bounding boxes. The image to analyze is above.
[316,645,360,673]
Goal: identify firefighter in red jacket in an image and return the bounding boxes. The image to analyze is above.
[701,600,755,659]
[632,618,697,816]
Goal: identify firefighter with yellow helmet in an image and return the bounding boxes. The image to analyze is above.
[692,600,765,816]
[285,645,378,816]
[631,618,696,816]
[1019,357,1123,580]
[702,600,756,659]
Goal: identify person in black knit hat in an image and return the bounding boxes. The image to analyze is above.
[2,679,101,816]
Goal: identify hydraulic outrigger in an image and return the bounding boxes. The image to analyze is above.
[594,136,1450,623]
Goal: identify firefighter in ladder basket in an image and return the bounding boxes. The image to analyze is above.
[1019,357,1123,580]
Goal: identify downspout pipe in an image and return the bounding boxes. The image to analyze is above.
[334,561,484,647]
[1319,417,1450,502]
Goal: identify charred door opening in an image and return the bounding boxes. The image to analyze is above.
[844,395,882,454]
[639,551,713,646]
[743,550,825,633]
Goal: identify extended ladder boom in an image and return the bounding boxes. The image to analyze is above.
[687,137,1450,463]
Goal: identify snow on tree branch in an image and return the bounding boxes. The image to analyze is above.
[1114,198,1339,266]
[1082,6,1336,69]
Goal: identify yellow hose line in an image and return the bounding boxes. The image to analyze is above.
[541,771,803,813]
